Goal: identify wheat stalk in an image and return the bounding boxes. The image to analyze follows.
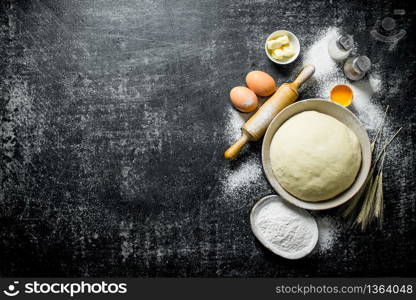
[341,105,401,231]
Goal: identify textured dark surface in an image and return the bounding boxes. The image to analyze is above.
[0,0,415,277]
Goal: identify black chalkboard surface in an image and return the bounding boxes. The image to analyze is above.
[0,0,415,277]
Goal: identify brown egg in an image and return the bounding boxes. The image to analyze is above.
[245,70,276,97]
[229,86,258,113]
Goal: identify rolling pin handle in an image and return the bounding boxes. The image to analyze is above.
[224,131,250,160]
[292,64,315,90]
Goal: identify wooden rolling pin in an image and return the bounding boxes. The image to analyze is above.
[224,64,315,159]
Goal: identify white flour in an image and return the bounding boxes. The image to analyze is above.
[303,28,339,80]
[224,105,252,144]
[255,201,316,255]
[221,106,263,196]
[223,158,262,192]
[316,216,341,253]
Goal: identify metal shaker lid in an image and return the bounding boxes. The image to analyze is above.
[355,56,371,73]
[337,35,353,51]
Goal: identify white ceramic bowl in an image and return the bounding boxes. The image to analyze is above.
[264,30,300,65]
[262,99,372,210]
[250,195,319,259]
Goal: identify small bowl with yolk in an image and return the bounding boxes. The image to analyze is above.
[330,84,353,107]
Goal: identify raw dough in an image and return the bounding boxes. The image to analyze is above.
[270,111,361,202]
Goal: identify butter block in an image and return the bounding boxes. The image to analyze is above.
[282,44,295,57]
[267,40,281,50]
[272,48,284,60]
[275,35,290,46]
[267,35,290,50]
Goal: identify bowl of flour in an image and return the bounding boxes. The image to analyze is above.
[250,195,319,259]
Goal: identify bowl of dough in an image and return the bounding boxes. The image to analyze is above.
[262,99,371,210]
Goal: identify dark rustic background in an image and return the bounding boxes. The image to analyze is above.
[1,0,415,277]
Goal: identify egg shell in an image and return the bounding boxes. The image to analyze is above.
[246,71,276,97]
[229,86,258,113]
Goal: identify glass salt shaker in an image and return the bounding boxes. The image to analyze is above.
[343,55,371,81]
[328,35,353,61]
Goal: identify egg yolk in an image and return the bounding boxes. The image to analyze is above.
[330,85,353,107]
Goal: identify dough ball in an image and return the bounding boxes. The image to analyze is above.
[270,111,361,202]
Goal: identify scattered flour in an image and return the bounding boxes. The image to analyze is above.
[221,106,264,196]
[303,28,339,80]
[119,221,134,262]
[222,158,262,192]
[316,216,342,254]
[224,105,251,144]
